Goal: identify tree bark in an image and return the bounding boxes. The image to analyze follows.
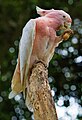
[27,62,58,120]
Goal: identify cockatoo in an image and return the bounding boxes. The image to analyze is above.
[9,6,72,111]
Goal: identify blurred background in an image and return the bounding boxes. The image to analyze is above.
[0,0,82,120]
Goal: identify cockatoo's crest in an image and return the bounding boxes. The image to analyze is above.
[36,6,54,16]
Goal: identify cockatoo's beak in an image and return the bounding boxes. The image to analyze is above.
[64,18,72,29]
[64,22,71,29]
[59,17,72,30]
[59,22,71,30]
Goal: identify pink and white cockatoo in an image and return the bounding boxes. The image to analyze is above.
[9,6,72,111]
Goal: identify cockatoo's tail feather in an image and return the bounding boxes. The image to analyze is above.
[9,91,17,99]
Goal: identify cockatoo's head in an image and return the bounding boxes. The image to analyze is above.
[36,6,72,30]
[48,10,72,30]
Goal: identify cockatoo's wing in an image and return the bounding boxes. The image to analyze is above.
[9,19,36,99]
[20,19,36,86]
[19,19,36,99]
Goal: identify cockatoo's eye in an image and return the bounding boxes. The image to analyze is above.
[63,15,66,18]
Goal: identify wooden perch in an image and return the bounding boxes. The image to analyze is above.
[25,29,74,120]
[26,62,58,120]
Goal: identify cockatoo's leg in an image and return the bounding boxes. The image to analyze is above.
[56,29,73,43]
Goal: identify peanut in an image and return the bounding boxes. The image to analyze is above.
[63,33,70,40]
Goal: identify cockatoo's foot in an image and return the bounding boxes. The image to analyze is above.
[32,60,48,69]
[63,29,73,35]
[61,29,74,40]
[29,60,47,78]
[56,29,73,43]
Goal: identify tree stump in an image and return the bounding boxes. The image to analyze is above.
[26,62,58,120]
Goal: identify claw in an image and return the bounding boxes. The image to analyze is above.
[62,29,74,40]
[63,29,74,35]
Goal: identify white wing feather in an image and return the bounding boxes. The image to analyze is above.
[9,19,36,102]
[19,19,36,85]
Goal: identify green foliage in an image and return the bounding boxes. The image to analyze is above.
[0,0,82,119]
